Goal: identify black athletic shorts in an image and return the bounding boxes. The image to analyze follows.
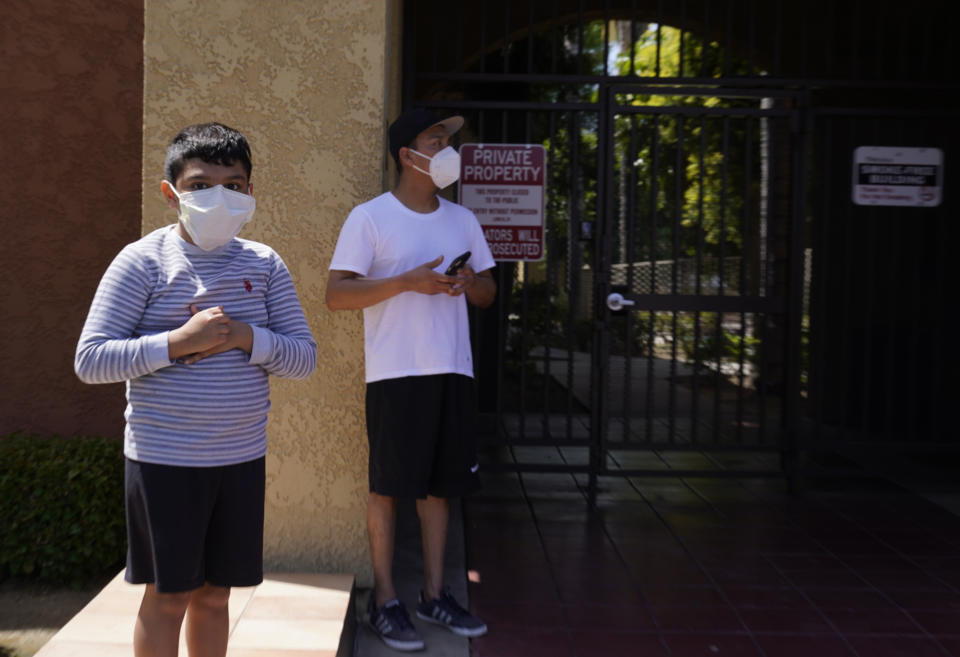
[124,456,265,593]
[366,373,481,499]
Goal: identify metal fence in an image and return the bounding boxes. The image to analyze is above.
[404,0,958,493]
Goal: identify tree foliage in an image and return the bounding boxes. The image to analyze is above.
[611,24,758,262]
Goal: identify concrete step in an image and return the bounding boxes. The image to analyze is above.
[33,570,355,657]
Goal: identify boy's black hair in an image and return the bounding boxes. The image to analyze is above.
[164,122,252,184]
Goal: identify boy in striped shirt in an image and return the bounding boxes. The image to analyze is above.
[75,123,317,657]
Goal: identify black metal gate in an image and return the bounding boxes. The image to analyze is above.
[590,84,805,482]
[402,0,957,491]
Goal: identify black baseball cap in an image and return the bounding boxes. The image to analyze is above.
[388,108,464,164]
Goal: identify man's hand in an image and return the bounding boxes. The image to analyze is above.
[446,265,496,308]
[168,304,230,360]
[448,264,477,296]
[401,256,457,295]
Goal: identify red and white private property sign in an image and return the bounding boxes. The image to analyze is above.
[459,144,546,261]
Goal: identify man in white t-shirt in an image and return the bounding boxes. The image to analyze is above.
[326,109,495,651]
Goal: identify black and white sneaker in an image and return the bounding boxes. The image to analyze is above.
[416,587,488,638]
[368,596,425,651]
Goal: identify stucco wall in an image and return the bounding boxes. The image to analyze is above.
[143,0,397,581]
[0,1,143,439]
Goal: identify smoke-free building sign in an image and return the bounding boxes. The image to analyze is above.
[852,146,943,207]
[459,144,546,261]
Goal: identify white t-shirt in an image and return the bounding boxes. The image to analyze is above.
[329,192,496,383]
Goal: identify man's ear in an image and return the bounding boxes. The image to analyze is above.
[403,144,426,167]
[160,181,180,212]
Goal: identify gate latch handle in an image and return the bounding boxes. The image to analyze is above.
[606,292,635,312]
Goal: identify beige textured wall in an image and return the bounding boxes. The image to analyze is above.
[143,0,399,583]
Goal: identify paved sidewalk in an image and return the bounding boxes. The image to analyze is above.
[463,448,960,657]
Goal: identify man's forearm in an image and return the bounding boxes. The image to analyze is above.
[325,274,408,311]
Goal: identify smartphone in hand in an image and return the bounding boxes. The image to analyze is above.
[444,251,471,276]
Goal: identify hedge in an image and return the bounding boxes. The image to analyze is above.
[0,433,125,587]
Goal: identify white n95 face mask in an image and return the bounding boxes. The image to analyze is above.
[167,183,255,251]
[409,146,461,189]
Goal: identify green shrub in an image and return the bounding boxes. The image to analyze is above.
[0,433,125,587]
[670,312,760,372]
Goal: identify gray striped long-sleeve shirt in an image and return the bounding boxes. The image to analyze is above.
[75,225,317,467]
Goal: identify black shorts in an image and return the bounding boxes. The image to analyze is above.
[124,456,265,593]
[366,374,481,499]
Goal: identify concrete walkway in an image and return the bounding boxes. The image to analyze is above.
[25,496,473,657]
[464,455,960,657]
[33,571,355,657]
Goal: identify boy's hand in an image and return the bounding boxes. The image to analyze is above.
[402,256,457,295]
[183,319,253,364]
[448,264,477,296]
[168,304,230,360]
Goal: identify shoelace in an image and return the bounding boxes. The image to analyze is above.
[437,589,470,620]
[384,602,416,631]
